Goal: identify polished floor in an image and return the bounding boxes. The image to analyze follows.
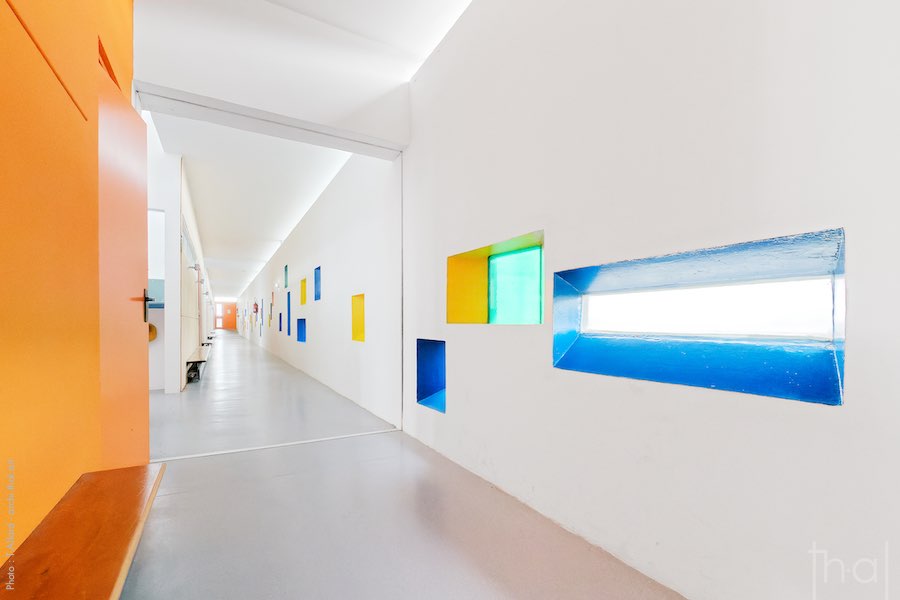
[125,431,681,600]
[151,330,394,459]
[132,331,681,599]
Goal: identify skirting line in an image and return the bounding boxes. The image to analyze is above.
[150,428,399,463]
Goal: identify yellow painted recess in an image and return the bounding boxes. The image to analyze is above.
[300,278,307,305]
[352,294,365,342]
[447,230,544,324]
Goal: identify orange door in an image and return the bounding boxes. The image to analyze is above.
[221,302,237,330]
[97,63,149,469]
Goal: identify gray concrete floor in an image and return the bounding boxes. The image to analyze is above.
[151,330,394,459]
[131,331,682,599]
[125,432,681,600]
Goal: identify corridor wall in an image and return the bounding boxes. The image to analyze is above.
[0,0,146,550]
[401,1,900,598]
[180,173,214,389]
[239,155,402,426]
[146,114,184,393]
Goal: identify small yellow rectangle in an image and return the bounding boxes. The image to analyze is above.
[351,294,365,342]
[300,278,307,305]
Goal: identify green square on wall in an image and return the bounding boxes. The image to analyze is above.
[488,246,543,324]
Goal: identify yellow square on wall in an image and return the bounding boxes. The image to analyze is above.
[300,278,307,305]
[351,294,365,342]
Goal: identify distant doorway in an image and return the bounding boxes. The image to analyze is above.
[216,302,237,330]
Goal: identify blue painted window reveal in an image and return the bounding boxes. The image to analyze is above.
[314,266,322,301]
[417,339,446,413]
[297,318,307,343]
[553,229,846,405]
[287,292,292,336]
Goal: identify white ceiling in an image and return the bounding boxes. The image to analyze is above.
[263,0,473,62]
[137,0,473,298]
[136,0,473,143]
[152,113,350,298]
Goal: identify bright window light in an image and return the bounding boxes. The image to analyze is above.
[582,277,836,340]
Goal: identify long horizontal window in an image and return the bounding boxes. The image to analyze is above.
[582,277,836,339]
[553,228,846,405]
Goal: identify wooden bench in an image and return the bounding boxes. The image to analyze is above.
[1,463,165,599]
[185,345,211,382]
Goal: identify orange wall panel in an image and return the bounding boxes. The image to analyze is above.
[0,0,144,550]
[4,0,95,117]
[0,2,102,549]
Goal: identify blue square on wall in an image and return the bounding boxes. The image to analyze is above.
[297,318,307,343]
[314,266,322,301]
[417,339,446,413]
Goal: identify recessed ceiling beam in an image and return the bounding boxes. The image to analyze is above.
[135,81,404,160]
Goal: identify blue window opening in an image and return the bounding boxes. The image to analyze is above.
[279,313,282,332]
[417,339,446,413]
[287,292,291,336]
[314,266,322,301]
[297,318,307,343]
[553,228,846,405]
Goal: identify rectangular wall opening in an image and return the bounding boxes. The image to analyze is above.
[553,228,846,405]
[296,318,307,343]
[314,267,322,301]
[352,294,365,342]
[447,230,544,324]
[417,339,446,413]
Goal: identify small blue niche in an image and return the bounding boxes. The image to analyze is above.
[297,318,307,343]
[553,229,846,405]
[417,339,446,413]
[314,267,322,301]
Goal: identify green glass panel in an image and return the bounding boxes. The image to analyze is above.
[488,246,543,324]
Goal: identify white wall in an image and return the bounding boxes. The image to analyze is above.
[146,114,183,394]
[402,1,900,599]
[239,154,402,426]
[180,173,214,389]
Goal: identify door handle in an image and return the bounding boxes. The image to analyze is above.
[143,288,155,323]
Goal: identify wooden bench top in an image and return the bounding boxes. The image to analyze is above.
[186,345,211,364]
[1,463,165,599]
